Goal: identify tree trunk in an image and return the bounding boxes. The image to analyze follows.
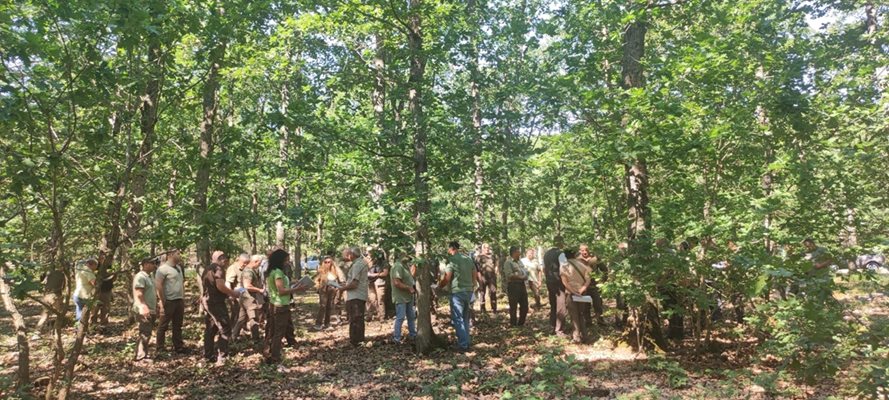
[250,188,258,253]
[415,259,443,354]
[194,41,226,269]
[0,262,30,390]
[468,0,484,242]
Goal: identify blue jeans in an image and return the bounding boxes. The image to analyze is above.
[393,301,417,342]
[73,295,87,322]
[450,291,472,349]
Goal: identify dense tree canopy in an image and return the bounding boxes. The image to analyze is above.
[1,0,887,398]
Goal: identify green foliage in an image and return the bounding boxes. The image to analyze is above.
[645,355,689,389]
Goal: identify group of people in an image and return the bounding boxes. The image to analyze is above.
[57,234,831,366]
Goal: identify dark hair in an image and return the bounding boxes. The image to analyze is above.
[448,241,460,250]
[803,237,815,245]
[268,249,289,271]
[563,247,578,259]
[509,246,520,255]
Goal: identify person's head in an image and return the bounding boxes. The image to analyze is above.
[268,249,289,271]
[803,238,816,251]
[321,256,334,269]
[563,247,578,259]
[236,253,250,266]
[141,257,159,273]
[85,258,98,271]
[480,243,490,255]
[161,250,181,266]
[553,235,565,248]
[216,253,229,267]
[448,241,461,256]
[509,246,521,260]
[579,244,590,258]
[249,254,264,269]
[212,251,226,265]
[525,248,536,259]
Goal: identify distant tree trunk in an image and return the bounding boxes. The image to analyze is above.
[0,262,29,390]
[194,40,226,269]
[250,188,258,253]
[275,82,289,250]
[468,0,484,243]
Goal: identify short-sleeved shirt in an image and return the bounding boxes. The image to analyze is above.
[520,257,541,284]
[560,259,591,295]
[444,254,475,294]
[476,254,496,275]
[345,258,369,302]
[503,259,528,282]
[132,270,157,314]
[390,261,415,305]
[73,267,96,299]
[156,263,185,301]
[241,267,264,303]
[225,263,243,289]
[45,270,65,294]
[202,263,227,304]
[266,269,291,306]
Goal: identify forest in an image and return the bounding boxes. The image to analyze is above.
[0,0,887,399]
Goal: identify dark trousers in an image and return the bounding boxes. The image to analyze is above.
[316,287,336,327]
[546,281,568,335]
[566,297,590,343]
[203,301,230,362]
[346,299,366,346]
[157,299,185,352]
[135,314,156,360]
[662,287,684,340]
[228,298,240,331]
[266,305,290,364]
[91,290,112,326]
[586,282,605,324]
[507,281,529,326]
[477,271,498,312]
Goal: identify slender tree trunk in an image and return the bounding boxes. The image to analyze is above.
[250,188,258,253]
[468,0,485,242]
[0,262,29,390]
[194,41,226,269]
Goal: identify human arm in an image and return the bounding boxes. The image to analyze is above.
[242,273,263,294]
[393,277,415,294]
[134,287,150,317]
[275,277,304,295]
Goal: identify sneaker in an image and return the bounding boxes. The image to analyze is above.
[312,324,323,331]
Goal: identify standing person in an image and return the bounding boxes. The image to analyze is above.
[543,237,569,337]
[73,259,98,324]
[133,257,159,362]
[439,241,477,352]
[334,255,349,323]
[561,248,592,344]
[265,249,307,365]
[36,267,66,331]
[313,256,343,330]
[474,243,498,314]
[155,250,187,355]
[338,246,369,346]
[390,253,416,343]
[202,252,242,365]
[92,253,119,329]
[578,244,606,326]
[226,254,249,330]
[520,248,543,308]
[503,246,530,327]
[367,249,390,322]
[233,255,265,350]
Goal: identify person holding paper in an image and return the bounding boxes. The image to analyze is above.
[560,248,593,344]
[314,256,343,330]
[338,246,369,346]
[265,249,308,365]
[503,246,529,327]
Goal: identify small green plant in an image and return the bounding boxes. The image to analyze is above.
[645,355,689,389]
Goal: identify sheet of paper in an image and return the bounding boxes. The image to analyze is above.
[571,295,593,303]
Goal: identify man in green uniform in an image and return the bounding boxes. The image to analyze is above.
[390,253,417,343]
[133,257,159,362]
[439,241,477,352]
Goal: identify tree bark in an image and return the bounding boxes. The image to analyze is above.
[194,40,226,269]
[468,0,485,242]
[621,20,650,240]
[0,262,30,390]
[276,84,289,250]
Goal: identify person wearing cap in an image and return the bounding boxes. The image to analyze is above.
[73,258,98,323]
[133,257,159,362]
[202,251,243,365]
[155,250,187,355]
[265,249,308,364]
[338,246,369,346]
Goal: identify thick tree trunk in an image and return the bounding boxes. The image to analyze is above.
[0,262,30,390]
[194,41,226,269]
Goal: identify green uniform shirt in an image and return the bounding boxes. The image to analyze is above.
[266,269,291,306]
[390,261,415,305]
[156,263,185,301]
[503,259,528,281]
[444,254,475,294]
[132,270,157,314]
[345,258,369,302]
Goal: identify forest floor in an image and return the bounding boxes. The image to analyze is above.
[1,277,886,400]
